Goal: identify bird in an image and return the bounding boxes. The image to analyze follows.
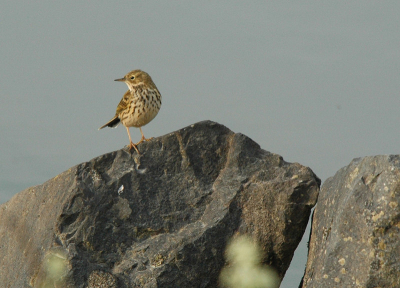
[99,70,162,154]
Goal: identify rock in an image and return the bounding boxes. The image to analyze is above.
[301,155,400,288]
[0,120,320,287]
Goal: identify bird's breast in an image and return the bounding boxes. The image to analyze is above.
[119,89,161,128]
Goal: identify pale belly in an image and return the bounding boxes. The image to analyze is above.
[119,98,160,128]
[122,107,159,128]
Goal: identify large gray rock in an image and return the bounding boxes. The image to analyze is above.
[0,121,320,287]
[302,155,400,288]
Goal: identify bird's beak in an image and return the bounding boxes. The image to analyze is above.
[114,77,125,82]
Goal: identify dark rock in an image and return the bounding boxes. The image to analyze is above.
[0,121,320,287]
[302,155,400,288]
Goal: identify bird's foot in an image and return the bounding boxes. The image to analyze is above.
[136,136,153,146]
[128,142,140,154]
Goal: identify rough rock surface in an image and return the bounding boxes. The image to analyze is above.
[302,155,400,288]
[0,121,320,287]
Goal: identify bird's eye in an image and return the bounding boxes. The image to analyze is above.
[130,76,135,80]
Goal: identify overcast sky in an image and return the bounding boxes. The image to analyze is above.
[1,2,399,287]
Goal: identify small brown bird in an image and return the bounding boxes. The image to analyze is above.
[99,70,162,154]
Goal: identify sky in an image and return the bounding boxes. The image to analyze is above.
[1,2,400,287]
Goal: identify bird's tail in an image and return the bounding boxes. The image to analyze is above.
[99,116,120,130]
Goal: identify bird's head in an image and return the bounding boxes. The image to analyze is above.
[115,70,155,91]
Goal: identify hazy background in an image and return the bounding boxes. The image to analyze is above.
[1,2,399,287]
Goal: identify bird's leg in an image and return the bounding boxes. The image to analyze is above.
[136,127,153,145]
[126,127,140,154]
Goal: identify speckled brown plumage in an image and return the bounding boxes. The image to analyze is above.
[99,70,161,154]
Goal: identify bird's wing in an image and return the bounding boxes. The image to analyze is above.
[116,90,132,115]
[99,91,132,130]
